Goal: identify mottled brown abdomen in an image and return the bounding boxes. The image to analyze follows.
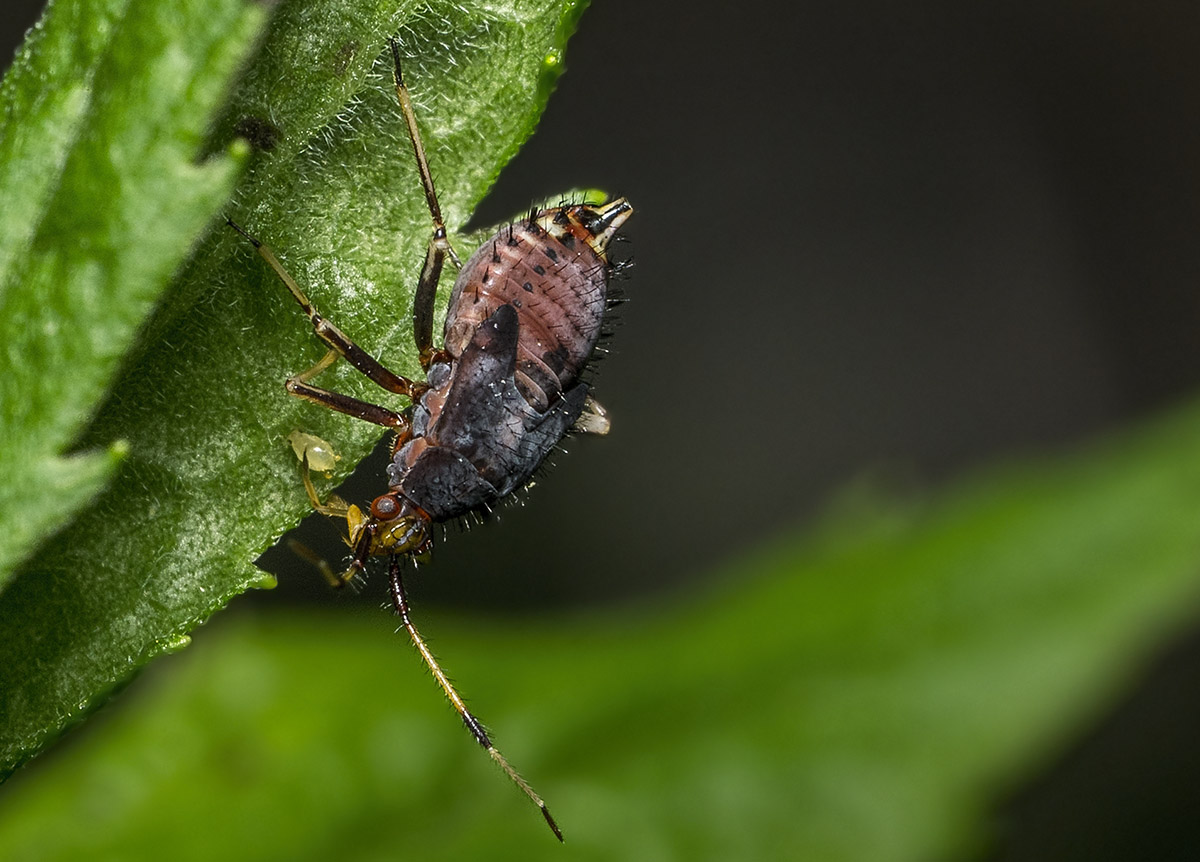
[389,199,631,522]
[443,206,614,410]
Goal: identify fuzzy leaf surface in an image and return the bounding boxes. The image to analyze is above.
[0,0,264,589]
[0,0,588,778]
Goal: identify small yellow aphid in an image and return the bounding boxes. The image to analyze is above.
[287,430,339,475]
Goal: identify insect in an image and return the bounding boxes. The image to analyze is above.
[286,430,339,475]
[228,38,631,841]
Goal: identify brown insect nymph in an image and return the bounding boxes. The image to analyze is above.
[228,37,631,841]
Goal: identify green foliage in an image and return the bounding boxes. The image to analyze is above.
[7,0,1200,859]
[0,0,263,588]
[5,400,1200,860]
[0,0,587,779]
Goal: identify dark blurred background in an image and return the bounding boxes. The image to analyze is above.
[7,1,1200,859]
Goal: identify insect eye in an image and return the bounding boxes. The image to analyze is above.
[370,494,401,520]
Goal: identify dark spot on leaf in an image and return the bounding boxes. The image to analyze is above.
[332,40,359,77]
[234,115,282,151]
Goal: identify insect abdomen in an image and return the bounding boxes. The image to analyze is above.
[444,206,616,410]
[390,199,632,521]
[390,303,588,520]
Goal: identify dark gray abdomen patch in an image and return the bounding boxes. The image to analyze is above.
[397,445,497,521]
[392,304,590,520]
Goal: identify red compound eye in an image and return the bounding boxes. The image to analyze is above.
[370,494,400,520]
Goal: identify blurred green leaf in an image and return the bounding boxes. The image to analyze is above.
[0,0,588,779]
[4,399,1200,860]
[0,0,263,589]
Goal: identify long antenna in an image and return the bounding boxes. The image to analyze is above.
[387,557,564,841]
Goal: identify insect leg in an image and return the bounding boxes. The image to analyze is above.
[571,395,611,435]
[294,448,351,518]
[227,218,423,399]
[286,539,344,589]
[286,453,374,591]
[387,557,563,841]
[387,37,460,369]
[284,348,412,431]
[287,535,366,592]
[287,379,410,430]
[412,240,449,368]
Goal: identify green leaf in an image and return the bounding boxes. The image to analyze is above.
[0,0,588,778]
[4,399,1200,859]
[0,0,264,590]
